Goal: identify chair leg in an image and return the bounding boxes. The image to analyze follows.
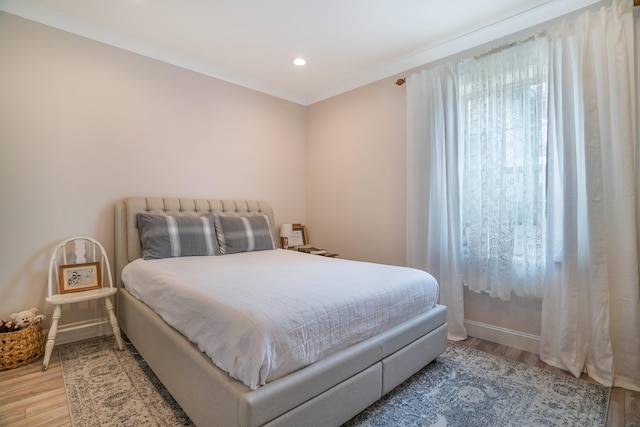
[104,297,124,351]
[42,305,61,371]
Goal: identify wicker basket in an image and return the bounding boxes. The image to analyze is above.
[0,321,45,371]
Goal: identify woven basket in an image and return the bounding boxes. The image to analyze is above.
[0,321,45,371]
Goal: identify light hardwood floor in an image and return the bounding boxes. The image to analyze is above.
[0,351,70,427]
[1,337,638,426]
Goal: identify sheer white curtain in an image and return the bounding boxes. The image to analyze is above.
[406,64,467,340]
[541,0,640,390]
[458,37,549,300]
[407,40,549,339]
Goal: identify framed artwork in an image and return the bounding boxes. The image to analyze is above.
[289,224,308,247]
[59,262,102,294]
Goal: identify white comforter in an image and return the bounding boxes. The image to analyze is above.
[121,249,439,390]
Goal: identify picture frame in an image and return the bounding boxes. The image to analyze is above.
[289,223,308,247]
[59,262,102,294]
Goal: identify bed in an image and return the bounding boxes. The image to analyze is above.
[114,197,447,427]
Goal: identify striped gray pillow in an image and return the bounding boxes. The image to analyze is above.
[137,213,219,260]
[214,214,275,254]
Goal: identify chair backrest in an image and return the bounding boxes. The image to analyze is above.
[48,237,114,298]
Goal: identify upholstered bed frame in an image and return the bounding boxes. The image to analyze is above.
[114,197,447,427]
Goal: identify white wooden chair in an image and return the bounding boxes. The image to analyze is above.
[42,237,124,370]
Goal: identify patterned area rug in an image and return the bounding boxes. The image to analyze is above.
[58,336,193,426]
[344,343,609,427]
[59,337,609,427]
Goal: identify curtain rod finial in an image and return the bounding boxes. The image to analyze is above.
[396,78,406,86]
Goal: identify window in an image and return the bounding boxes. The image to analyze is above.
[458,36,549,300]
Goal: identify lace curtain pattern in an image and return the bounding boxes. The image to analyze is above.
[458,37,549,300]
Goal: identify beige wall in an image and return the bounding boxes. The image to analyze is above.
[0,13,306,330]
[306,79,407,266]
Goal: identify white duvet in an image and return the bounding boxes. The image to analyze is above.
[121,249,439,390]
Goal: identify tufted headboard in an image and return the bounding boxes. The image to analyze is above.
[114,197,275,287]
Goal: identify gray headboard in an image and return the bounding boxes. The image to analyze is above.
[114,197,275,287]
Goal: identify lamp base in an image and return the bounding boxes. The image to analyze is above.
[280,236,289,250]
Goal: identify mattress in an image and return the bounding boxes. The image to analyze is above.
[121,249,439,390]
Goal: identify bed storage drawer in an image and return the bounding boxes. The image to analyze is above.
[262,362,382,427]
[381,322,448,395]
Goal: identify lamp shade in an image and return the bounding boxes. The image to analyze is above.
[280,223,293,238]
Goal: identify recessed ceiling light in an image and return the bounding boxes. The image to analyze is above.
[293,58,306,66]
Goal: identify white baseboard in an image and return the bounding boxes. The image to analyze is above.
[464,319,540,354]
[44,322,113,345]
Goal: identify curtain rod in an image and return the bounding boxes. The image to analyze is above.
[394,33,540,87]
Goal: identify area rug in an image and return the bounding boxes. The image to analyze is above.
[58,336,193,426]
[343,343,609,427]
[59,337,609,427]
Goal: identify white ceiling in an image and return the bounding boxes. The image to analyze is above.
[0,0,600,105]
